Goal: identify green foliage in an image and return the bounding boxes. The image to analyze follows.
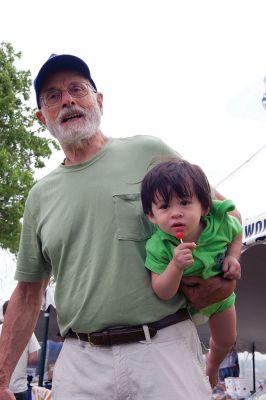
[0,42,59,254]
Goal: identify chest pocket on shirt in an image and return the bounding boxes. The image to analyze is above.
[113,193,154,241]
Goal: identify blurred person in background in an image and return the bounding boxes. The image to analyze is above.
[219,345,240,382]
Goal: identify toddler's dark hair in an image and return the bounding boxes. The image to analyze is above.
[140,159,212,215]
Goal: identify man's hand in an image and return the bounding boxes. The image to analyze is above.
[0,388,16,399]
[180,275,236,310]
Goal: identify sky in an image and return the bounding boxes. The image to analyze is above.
[1,0,266,300]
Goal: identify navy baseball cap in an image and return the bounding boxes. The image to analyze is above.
[34,54,97,109]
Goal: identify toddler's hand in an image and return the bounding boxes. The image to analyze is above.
[172,242,196,271]
[222,256,241,280]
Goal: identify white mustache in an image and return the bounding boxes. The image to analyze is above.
[59,106,86,123]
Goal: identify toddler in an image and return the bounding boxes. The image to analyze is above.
[140,159,242,387]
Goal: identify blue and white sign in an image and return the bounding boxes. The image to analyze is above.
[243,212,266,246]
[262,92,266,110]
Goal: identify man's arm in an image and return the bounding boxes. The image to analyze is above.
[180,276,236,310]
[0,279,48,399]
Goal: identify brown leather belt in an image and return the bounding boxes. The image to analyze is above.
[67,308,190,346]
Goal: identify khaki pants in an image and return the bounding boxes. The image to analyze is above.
[52,320,212,399]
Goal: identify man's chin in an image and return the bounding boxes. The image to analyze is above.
[58,130,96,146]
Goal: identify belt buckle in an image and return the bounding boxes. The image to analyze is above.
[88,333,104,347]
[87,333,96,346]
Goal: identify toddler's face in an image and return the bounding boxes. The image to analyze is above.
[147,192,205,242]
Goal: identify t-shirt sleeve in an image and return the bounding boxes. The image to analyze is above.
[160,139,182,160]
[15,203,52,282]
[145,235,170,274]
[228,215,242,239]
[213,199,242,241]
[222,200,242,239]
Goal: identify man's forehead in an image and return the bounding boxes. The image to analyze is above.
[40,70,88,91]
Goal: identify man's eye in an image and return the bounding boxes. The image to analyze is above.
[69,84,86,95]
[70,86,83,94]
[46,91,60,101]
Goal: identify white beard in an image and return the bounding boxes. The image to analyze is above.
[44,100,102,146]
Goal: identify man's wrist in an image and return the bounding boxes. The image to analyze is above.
[0,384,9,390]
[0,369,10,388]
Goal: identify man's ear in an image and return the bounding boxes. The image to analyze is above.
[147,212,157,225]
[36,110,46,126]
[96,92,103,114]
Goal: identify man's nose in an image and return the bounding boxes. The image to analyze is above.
[61,89,76,105]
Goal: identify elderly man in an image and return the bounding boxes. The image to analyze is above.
[0,54,239,400]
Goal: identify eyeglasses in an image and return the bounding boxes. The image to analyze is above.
[40,82,96,107]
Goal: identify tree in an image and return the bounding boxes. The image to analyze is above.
[0,42,59,255]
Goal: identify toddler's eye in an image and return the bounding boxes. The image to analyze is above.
[159,203,169,209]
[180,199,190,206]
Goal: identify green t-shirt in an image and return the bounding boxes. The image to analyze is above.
[15,135,187,335]
[145,200,242,279]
